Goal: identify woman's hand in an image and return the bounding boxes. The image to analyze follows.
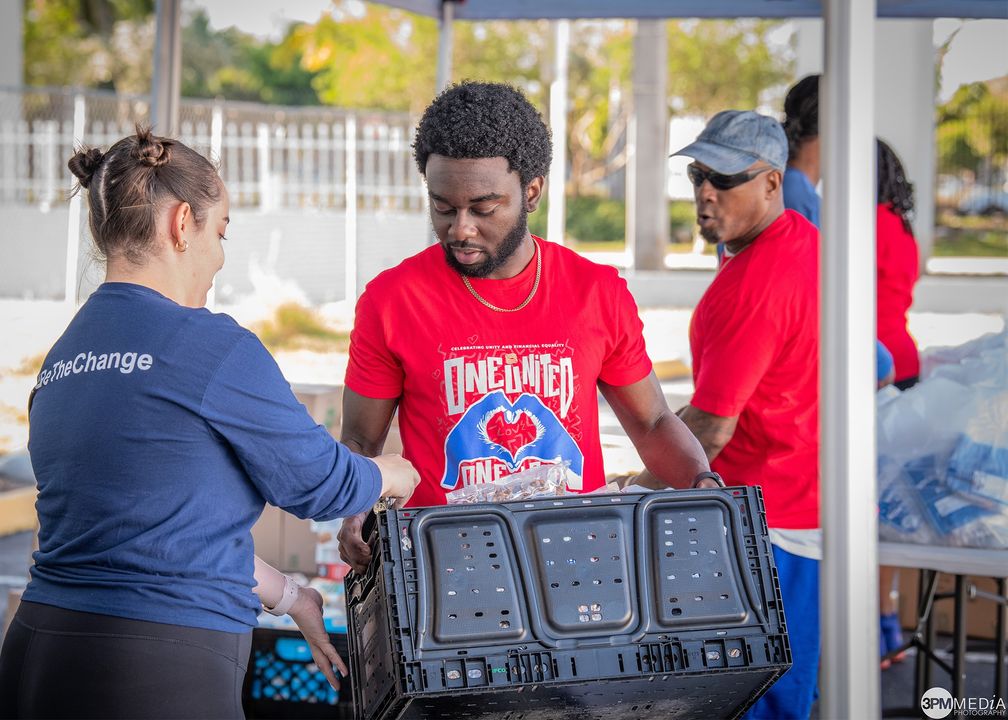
[287,585,348,691]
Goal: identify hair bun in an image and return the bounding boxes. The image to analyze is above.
[67,147,105,189]
[134,127,172,168]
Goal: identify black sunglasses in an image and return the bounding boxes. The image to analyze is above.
[686,163,774,191]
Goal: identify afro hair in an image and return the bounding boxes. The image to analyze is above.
[412,81,552,187]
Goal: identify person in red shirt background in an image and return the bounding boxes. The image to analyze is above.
[875,138,921,667]
[876,139,921,390]
[336,81,714,572]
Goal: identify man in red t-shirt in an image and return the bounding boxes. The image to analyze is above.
[337,81,712,571]
[671,110,821,720]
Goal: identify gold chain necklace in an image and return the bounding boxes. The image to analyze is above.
[461,240,541,313]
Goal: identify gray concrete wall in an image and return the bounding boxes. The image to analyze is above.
[624,269,1008,315]
[3,203,1003,314]
[2,206,72,299]
[2,205,429,303]
[215,210,429,303]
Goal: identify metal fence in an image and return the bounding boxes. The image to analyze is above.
[0,86,426,212]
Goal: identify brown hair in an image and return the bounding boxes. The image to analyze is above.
[67,126,221,264]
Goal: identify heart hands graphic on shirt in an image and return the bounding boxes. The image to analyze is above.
[477,407,545,467]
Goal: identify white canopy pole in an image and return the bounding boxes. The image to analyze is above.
[64,93,85,306]
[628,19,668,270]
[151,0,182,136]
[820,1,881,718]
[546,20,570,245]
[344,115,358,302]
[435,1,455,92]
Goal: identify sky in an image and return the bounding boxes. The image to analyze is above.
[194,0,1007,100]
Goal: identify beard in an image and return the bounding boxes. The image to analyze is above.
[443,205,528,278]
[698,225,721,244]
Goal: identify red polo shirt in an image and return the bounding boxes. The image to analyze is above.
[689,210,820,529]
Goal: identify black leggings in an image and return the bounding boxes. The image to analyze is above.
[0,601,252,719]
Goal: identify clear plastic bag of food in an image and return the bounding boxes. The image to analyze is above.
[877,330,1008,549]
[446,460,571,504]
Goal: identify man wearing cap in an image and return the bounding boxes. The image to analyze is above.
[672,110,821,720]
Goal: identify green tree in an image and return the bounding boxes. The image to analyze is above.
[284,5,437,113]
[566,23,632,195]
[283,5,553,113]
[563,19,790,196]
[666,19,790,115]
[251,6,790,197]
[936,79,1008,184]
[24,1,790,200]
[452,20,549,105]
[24,1,321,104]
[23,0,154,91]
[180,10,321,106]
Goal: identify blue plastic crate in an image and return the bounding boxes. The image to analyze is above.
[243,628,353,719]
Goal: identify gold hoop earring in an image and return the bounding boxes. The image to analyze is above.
[176,240,188,252]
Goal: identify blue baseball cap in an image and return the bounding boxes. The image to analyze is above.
[672,110,787,174]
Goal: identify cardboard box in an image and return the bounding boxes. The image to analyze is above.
[292,383,343,434]
[898,568,1005,641]
[251,504,318,574]
[291,381,405,452]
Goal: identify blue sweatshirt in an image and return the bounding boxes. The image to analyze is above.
[24,283,380,633]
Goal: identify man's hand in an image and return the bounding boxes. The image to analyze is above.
[619,469,726,491]
[337,511,371,575]
[620,469,667,491]
[372,453,420,509]
[693,475,724,489]
[287,585,347,691]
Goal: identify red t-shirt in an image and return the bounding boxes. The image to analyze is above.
[689,210,820,529]
[876,203,920,382]
[345,239,653,508]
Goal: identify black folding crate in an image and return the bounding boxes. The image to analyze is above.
[346,487,790,720]
[243,628,354,719]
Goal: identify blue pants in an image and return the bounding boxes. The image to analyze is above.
[743,545,821,720]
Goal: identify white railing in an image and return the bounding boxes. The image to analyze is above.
[0,86,427,212]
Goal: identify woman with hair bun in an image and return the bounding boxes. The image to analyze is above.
[0,127,419,718]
